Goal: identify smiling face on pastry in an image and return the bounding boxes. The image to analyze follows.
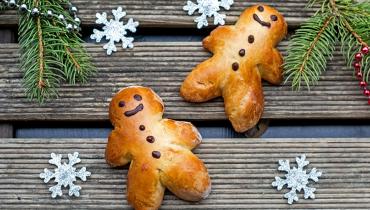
[253,5,278,28]
[109,86,164,127]
[239,5,287,43]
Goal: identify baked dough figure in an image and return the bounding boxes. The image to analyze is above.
[181,5,287,133]
[106,86,211,210]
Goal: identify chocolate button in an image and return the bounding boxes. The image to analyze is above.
[248,35,254,44]
[139,125,145,131]
[239,49,245,57]
[257,6,264,12]
[152,151,161,159]
[146,136,155,143]
[232,62,239,71]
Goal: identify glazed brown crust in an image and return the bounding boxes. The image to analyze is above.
[180,5,287,133]
[159,148,211,201]
[127,160,165,210]
[106,86,211,210]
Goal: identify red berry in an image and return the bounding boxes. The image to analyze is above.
[354,62,361,70]
[357,71,363,79]
[360,81,367,88]
[364,89,370,96]
[362,46,369,55]
[355,53,363,61]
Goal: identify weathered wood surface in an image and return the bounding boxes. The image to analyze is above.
[0,42,369,121]
[1,138,370,209]
[0,30,14,137]
[0,0,316,27]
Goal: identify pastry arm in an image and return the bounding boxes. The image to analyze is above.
[105,130,131,167]
[258,48,284,85]
[162,119,202,150]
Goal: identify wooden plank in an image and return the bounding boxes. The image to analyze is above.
[1,138,370,209]
[0,42,368,122]
[0,0,317,28]
[0,30,15,138]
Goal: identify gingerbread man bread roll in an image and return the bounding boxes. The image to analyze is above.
[180,5,287,133]
[106,86,211,210]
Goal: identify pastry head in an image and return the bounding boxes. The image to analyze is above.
[239,5,287,44]
[109,86,164,127]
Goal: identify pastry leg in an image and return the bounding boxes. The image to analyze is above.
[127,162,165,210]
[223,73,264,133]
[160,150,211,202]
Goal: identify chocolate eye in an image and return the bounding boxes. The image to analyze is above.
[134,94,142,101]
[257,6,264,12]
[271,15,278,21]
[118,101,125,107]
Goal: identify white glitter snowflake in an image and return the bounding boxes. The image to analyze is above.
[272,154,322,204]
[183,0,234,29]
[40,152,91,198]
[91,7,139,55]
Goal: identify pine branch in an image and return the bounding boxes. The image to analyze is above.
[43,0,95,84]
[18,0,95,103]
[285,0,369,91]
[284,13,337,90]
[307,0,330,12]
[338,0,370,82]
[19,0,63,103]
[0,1,7,10]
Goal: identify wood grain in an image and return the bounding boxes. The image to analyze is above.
[0,42,368,122]
[1,138,370,209]
[0,0,317,28]
[0,30,15,137]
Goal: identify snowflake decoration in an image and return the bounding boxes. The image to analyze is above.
[40,152,91,198]
[91,7,139,55]
[183,0,234,29]
[272,154,322,204]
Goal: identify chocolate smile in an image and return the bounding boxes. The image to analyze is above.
[124,104,144,117]
[253,14,271,28]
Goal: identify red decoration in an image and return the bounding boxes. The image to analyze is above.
[355,53,363,61]
[356,72,363,79]
[353,48,369,105]
[362,46,369,55]
[364,89,370,96]
[360,81,367,88]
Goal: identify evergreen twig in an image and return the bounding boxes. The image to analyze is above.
[284,0,370,90]
[8,0,95,103]
[284,14,337,90]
